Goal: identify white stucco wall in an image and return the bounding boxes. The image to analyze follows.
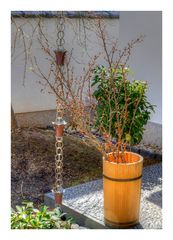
[119,11,162,124]
[11,17,119,113]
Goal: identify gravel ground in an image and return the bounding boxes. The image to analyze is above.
[61,163,162,229]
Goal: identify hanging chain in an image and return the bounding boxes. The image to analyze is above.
[56,13,65,50]
[54,136,63,189]
[54,102,64,192]
[53,12,66,194]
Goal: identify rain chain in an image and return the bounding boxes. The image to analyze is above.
[52,12,67,206]
[56,16,65,51]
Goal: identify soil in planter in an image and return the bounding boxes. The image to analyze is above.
[106,152,141,164]
[11,127,161,209]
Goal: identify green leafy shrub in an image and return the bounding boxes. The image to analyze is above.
[92,66,155,145]
[11,201,74,229]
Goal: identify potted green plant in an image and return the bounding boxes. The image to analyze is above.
[91,65,155,228]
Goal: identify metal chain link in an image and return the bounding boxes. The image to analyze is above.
[53,103,65,193]
[56,102,64,119]
[54,135,63,189]
[53,12,66,193]
[56,13,65,50]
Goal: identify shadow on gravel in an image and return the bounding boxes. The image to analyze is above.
[141,164,162,191]
[146,190,162,208]
[133,223,144,229]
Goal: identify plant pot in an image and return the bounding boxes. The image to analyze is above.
[55,125,65,137]
[55,50,66,65]
[103,152,143,228]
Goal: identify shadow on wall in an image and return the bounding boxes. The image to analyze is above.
[141,121,162,147]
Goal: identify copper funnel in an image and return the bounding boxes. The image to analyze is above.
[54,192,63,205]
[55,50,66,65]
[55,125,64,137]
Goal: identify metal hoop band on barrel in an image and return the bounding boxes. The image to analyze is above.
[104,218,139,228]
[103,174,142,182]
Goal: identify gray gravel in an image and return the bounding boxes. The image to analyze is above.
[62,163,162,229]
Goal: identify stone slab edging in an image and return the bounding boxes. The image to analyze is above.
[44,192,108,229]
[64,128,162,161]
[127,146,162,161]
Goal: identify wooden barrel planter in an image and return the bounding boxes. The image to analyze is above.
[103,152,143,228]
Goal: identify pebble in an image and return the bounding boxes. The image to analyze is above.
[71,223,80,229]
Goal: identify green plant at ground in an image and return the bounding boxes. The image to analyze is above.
[11,201,74,229]
[92,66,155,146]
